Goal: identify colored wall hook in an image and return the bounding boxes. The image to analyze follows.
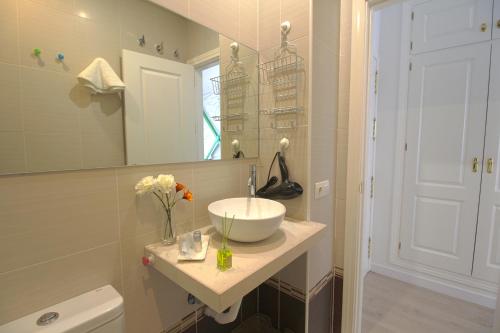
[56,53,65,61]
[33,48,42,57]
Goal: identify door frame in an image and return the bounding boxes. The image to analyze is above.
[341,0,407,332]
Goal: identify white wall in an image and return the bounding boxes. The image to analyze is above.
[307,0,340,289]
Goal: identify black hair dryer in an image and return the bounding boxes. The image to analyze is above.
[256,152,303,200]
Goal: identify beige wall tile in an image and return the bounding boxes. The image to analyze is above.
[120,0,190,62]
[78,17,122,73]
[189,0,239,42]
[80,94,123,134]
[121,231,198,333]
[25,131,82,172]
[258,126,308,220]
[0,131,26,174]
[73,0,121,24]
[281,0,309,41]
[239,0,258,49]
[312,0,340,53]
[192,161,241,222]
[0,0,19,65]
[0,169,119,273]
[29,0,74,13]
[0,242,122,325]
[81,130,125,168]
[148,0,189,18]
[0,63,22,131]
[18,0,83,74]
[20,68,85,132]
[334,198,346,269]
[259,0,280,50]
[116,164,195,241]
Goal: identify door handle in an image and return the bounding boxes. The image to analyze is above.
[481,23,488,32]
[487,158,494,174]
[473,157,479,173]
[497,19,500,29]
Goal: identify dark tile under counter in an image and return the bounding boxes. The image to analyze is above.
[280,292,305,333]
[308,277,333,333]
[333,275,343,333]
[258,283,280,329]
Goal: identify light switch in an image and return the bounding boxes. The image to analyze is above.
[314,180,330,199]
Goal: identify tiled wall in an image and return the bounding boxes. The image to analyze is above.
[0,0,257,174]
[219,35,260,160]
[0,0,195,173]
[0,0,342,332]
[307,0,339,290]
[0,159,257,331]
[0,0,259,331]
[257,0,309,223]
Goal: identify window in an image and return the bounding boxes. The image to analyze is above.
[201,63,221,160]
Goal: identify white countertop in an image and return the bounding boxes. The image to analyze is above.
[144,220,326,312]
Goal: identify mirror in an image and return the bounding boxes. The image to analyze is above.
[0,0,259,175]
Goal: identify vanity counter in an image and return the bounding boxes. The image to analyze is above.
[144,220,326,312]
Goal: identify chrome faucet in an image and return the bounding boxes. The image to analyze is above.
[248,164,257,198]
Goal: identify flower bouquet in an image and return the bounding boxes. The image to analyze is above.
[135,174,193,244]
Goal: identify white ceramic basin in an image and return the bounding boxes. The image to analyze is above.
[208,198,286,242]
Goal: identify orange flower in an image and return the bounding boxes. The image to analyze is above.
[175,183,185,192]
[183,190,193,201]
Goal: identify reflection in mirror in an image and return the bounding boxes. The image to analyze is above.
[0,1,258,175]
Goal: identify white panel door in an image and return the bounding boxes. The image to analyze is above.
[411,0,493,54]
[400,43,491,275]
[473,40,500,283]
[122,49,198,165]
[494,0,500,39]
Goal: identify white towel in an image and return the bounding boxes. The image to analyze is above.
[77,58,125,94]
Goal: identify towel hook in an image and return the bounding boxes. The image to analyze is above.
[138,35,146,47]
[155,41,164,54]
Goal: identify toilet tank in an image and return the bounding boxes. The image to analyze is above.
[0,285,124,333]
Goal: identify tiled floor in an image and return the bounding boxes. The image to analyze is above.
[361,272,495,333]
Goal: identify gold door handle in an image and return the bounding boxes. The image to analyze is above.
[473,157,479,173]
[481,23,488,32]
[487,158,494,174]
[497,20,500,28]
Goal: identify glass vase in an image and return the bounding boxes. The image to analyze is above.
[161,208,176,245]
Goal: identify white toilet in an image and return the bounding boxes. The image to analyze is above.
[0,285,124,333]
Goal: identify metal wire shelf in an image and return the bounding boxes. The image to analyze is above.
[260,106,303,115]
[257,54,303,87]
[211,113,248,121]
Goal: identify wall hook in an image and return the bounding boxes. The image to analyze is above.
[33,48,42,57]
[56,52,65,62]
[155,41,164,54]
[138,34,146,47]
[280,21,291,48]
[280,137,290,154]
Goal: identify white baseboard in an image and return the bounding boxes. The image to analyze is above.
[371,263,497,309]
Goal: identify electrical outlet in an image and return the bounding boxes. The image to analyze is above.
[314,180,330,199]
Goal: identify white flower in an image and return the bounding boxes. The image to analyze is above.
[156,174,175,193]
[135,176,156,195]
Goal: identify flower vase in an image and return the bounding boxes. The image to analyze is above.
[162,209,176,245]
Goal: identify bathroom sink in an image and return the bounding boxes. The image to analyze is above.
[208,198,286,242]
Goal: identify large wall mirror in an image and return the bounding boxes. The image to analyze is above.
[0,0,259,175]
